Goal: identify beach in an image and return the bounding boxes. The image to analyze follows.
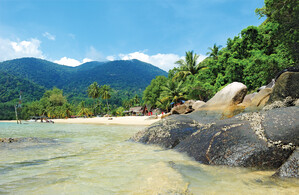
[0,116,161,126]
[53,116,161,125]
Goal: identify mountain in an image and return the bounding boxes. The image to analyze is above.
[0,57,168,104]
[0,70,45,103]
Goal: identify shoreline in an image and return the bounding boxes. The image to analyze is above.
[0,116,161,126]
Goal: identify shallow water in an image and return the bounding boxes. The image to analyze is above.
[0,122,298,194]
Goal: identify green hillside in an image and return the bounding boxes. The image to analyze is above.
[0,58,167,103]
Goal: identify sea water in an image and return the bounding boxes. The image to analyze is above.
[0,122,298,194]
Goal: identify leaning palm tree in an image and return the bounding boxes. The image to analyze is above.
[87,82,100,115]
[100,85,112,114]
[206,44,222,59]
[174,51,206,80]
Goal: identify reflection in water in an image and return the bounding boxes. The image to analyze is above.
[0,122,298,194]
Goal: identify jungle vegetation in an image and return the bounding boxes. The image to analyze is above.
[143,0,298,111]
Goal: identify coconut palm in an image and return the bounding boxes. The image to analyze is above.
[77,101,92,117]
[160,80,186,105]
[87,82,100,115]
[132,94,140,106]
[174,51,206,80]
[100,85,112,114]
[206,44,222,59]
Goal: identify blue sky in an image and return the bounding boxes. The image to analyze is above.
[0,0,265,71]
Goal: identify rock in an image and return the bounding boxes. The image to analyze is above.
[262,106,299,146]
[268,72,299,103]
[130,115,202,149]
[250,88,273,108]
[0,138,19,143]
[262,96,296,111]
[273,148,298,178]
[196,82,247,118]
[171,104,193,114]
[242,93,256,105]
[200,82,247,111]
[192,100,206,110]
[295,99,299,106]
[171,100,195,114]
[175,107,298,169]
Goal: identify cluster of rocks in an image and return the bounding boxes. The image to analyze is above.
[131,70,299,178]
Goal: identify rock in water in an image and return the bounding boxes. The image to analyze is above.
[130,115,202,149]
[268,72,299,103]
[273,148,299,178]
[175,107,298,169]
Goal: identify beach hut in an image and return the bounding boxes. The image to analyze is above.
[129,106,144,116]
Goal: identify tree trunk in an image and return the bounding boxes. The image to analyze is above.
[106,99,110,114]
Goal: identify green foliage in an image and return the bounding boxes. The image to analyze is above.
[0,58,166,119]
[142,0,297,110]
[77,101,92,117]
[173,51,206,81]
[142,76,167,108]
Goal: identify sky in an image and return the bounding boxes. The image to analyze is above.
[0,0,265,71]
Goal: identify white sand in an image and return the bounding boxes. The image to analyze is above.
[52,116,161,126]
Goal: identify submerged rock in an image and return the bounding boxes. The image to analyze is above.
[0,138,19,143]
[273,148,299,178]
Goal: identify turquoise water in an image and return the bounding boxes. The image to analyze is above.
[0,122,298,194]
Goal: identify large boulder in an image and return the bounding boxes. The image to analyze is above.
[268,72,299,103]
[175,107,298,169]
[197,82,247,118]
[130,115,202,149]
[273,148,298,178]
[200,82,247,110]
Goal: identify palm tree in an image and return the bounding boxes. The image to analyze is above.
[174,51,206,80]
[77,101,92,117]
[206,44,222,59]
[132,94,140,106]
[87,82,100,115]
[160,80,186,105]
[100,85,112,114]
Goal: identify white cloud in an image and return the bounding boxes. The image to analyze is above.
[42,32,56,40]
[54,57,81,67]
[54,57,93,67]
[82,58,92,63]
[107,52,206,71]
[0,37,44,61]
[106,55,115,61]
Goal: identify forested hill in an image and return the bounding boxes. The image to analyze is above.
[0,57,167,103]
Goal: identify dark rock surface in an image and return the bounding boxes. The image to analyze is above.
[268,72,299,103]
[175,116,294,169]
[262,107,299,146]
[273,148,298,178]
[130,115,202,149]
[131,106,298,170]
